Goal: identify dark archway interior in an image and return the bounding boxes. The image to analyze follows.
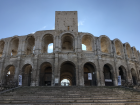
[40,62,52,86]
[62,34,73,50]
[103,64,113,86]
[119,66,126,80]
[22,64,32,86]
[84,63,96,86]
[5,65,15,85]
[131,69,137,85]
[60,61,76,86]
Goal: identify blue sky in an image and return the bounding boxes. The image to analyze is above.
[0,0,140,51]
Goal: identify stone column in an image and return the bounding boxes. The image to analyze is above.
[112,41,118,86]
[96,38,104,86]
[54,53,59,86]
[77,53,84,86]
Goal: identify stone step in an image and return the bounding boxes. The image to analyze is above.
[0,99,140,103]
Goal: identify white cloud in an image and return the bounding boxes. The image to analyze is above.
[30,32,35,34]
[42,26,46,29]
[78,21,84,26]
[39,26,47,30]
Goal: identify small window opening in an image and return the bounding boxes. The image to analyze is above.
[48,43,53,53]
[82,44,86,50]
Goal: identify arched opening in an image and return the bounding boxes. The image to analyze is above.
[82,35,92,51]
[10,38,19,56]
[115,40,122,56]
[61,79,71,86]
[83,63,96,86]
[22,64,32,86]
[60,61,76,86]
[118,66,126,84]
[0,41,5,57]
[82,44,86,50]
[101,37,110,53]
[42,34,53,53]
[126,44,131,58]
[131,68,137,85]
[40,62,52,86]
[4,65,15,85]
[48,43,53,53]
[62,34,73,51]
[25,36,35,55]
[103,64,113,86]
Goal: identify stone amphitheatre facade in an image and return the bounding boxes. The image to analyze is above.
[0,11,140,87]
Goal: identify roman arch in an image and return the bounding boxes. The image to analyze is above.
[39,62,52,86]
[42,34,53,53]
[22,64,32,86]
[103,64,114,86]
[83,62,96,86]
[100,36,111,54]
[9,37,19,56]
[4,65,15,85]
[61,33,74,51]
[25,36,35,55]
[60,61,76,86]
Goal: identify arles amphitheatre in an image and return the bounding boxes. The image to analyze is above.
[0,11,140,105]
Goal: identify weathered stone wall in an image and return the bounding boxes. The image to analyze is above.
[0,30,140,86]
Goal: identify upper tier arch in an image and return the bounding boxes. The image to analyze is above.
[99,35,112,54]
[113,38,124,56]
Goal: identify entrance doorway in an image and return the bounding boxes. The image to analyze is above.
[84,63,96,86]
[5,65,15,85]
[103,64,113,86]
[40,62,52,86]
[60,61,76,86]
[118,66,126,84]
[22,64,32,86]
[131,68,137,85]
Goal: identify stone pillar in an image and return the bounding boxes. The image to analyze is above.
[0,60,4,83]
[96,38,104,86]
[95,68,100,86]
[14,57,21,85]
[54,53,59,86]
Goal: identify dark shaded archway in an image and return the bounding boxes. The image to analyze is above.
[22,64,32,86]
[118,66,126,84]
[40,62,52,86]
[84,62,96,86]
[60,61,76,86]
[4,65,15,85]
[103,64,113,86]
[131,68,137,85]
[61,34,74,51]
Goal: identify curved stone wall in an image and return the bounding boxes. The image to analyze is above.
[0,30,140,86]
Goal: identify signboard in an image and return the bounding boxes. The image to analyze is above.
[118,76,121,86]
[55,78,59,83]
[88,73,92,80]
[105,79,112,82]
[18,75,22,86]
